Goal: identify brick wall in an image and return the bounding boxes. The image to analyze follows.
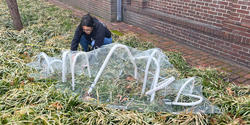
[123,0,250,68]
[147,0,230,27]
[58,0,117,21]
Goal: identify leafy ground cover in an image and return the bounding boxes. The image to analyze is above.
[0,0,249,124]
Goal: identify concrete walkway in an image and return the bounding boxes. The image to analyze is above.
[48,0,250,85]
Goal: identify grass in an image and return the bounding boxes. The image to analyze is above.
[0,0,249,124]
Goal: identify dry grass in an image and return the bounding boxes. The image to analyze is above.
[0,0,249,124]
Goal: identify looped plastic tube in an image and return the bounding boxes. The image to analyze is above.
[71,52,91,90]
[141,49,159,95]
[62,51,71,82]
[39,52,54,74]
[164,77,203,106]
[146,76,175,95]
[88,44,138,94]
[164,94,203,106]
[135,55,161,102]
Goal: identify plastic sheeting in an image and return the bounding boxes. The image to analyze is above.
[27,43,220,114]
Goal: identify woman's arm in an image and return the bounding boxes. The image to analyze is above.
[71,24,82,51]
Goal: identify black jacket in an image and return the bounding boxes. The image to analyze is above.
[71,18,111,51]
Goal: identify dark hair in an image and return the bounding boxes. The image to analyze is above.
[80,13,94,27]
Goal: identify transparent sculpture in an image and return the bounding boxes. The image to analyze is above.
[27,43,220,114]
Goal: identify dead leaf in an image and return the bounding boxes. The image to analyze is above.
[121,97,128,102]
[23,51,29,56]
[10,81,14,86]
[126,85,131,89]
[20,81,25,86]
[27,77,34,82]
[226,87,234,96]
[116,95,122,101]
[51,102,63,110]
[83,96,95,101]
[126,76,135,81]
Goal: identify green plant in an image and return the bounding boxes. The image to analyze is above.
[0,0,249,124]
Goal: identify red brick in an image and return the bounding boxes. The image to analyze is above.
[239,32,250,37]
[202,6,211,10]
[228,74,240,81]
[238,1,250,5]
[241,18,250,24]
[235,77,247,83]
[210,3,219,8]
[219,1,228,5]
[208,11,217,15]
[244,74,250,79]
[237,9,249,14]
[241,6,248,9]
[239,50,250,56]
[229,16,241,22]
[231,44,242,50]
[203,0,212,2]
[232,3,241,8]
[196,1,204,5]
[230,12,240,17]
[224,23,248,32]
[244,80,250,85]
[238,70,249,76]
[216,8,227,13]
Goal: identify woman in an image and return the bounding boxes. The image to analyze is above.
[71,14,112,52]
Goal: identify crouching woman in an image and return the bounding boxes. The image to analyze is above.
[71,14,112,52]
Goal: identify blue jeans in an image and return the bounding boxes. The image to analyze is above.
[80,35,112,52]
